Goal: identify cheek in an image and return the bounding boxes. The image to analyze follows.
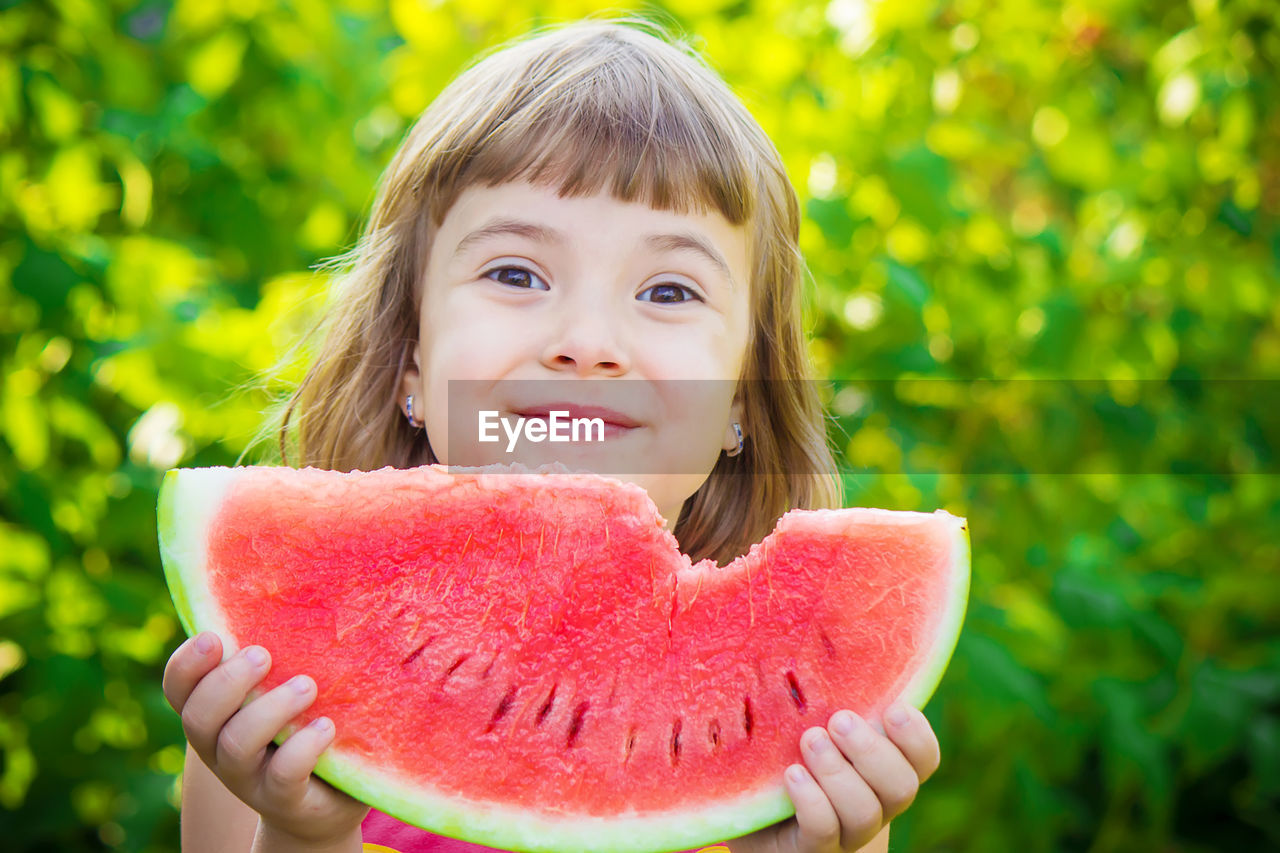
[647,326,746,381]
[422,292,487,365]
[427,322,507,380]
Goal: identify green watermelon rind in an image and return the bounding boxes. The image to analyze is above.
[158,467,970,853]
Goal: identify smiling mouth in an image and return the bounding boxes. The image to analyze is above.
[512,404,641,430]
[505,409,639,443]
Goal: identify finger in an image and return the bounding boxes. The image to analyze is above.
[181,645,272,763]
[783,759,842,852]
[260,715,335,811]
[800,726,884,850]
[881,703,942,783]
[828,710,920,823]
[162,632,223,714]
[216,674,319,786]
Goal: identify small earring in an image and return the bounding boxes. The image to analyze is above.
[725,422,744,457]
[404,394,421,429]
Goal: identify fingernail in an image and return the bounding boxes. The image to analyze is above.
[886,703,911,727]
[194,633,214,655]
[289,675,313,694]
[310,716,333,733]
[830,710,856,737]
[786,765,807,784]
[245,646,268,667]
[835,710,873,750]
[807,729,833,754]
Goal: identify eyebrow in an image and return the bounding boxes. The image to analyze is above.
[452,217,737,290]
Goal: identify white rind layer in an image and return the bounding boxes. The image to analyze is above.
[157,467,242,660]
[321,745,794,852]
[157,466,971,853]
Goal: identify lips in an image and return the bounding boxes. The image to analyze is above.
[512,404,640,429]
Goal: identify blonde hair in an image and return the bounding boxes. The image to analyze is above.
[263,14,843,565]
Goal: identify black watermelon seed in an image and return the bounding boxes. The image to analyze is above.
[400,643,428,668]
[535,684,558,726]
[566,702,588,748]
[445,655,469,678]
[786,671,806,711]
[486,686,517,733]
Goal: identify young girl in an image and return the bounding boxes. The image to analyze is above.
[162,16,941,853]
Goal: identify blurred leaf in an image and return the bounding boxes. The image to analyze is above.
[958,633,1055,725]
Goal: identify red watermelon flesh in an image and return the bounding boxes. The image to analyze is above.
[158,463,969,853]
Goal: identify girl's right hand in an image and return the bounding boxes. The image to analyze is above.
[162,631,371,847]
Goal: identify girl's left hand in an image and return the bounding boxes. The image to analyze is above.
[726,703,940,852]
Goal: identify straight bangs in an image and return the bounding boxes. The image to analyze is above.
[411,23,758,239]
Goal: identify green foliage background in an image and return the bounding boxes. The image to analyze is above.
[2,0,1277,850]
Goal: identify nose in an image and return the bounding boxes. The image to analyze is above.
[540,294,630,377]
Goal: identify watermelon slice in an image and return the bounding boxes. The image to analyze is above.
[158,464,969,853]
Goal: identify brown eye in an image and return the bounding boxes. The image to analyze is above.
[639,283,701,304]
[484,266,548,291]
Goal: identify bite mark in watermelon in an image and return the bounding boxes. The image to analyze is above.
[157,464,969,853]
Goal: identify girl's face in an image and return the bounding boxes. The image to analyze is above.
[399,179,752,526]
